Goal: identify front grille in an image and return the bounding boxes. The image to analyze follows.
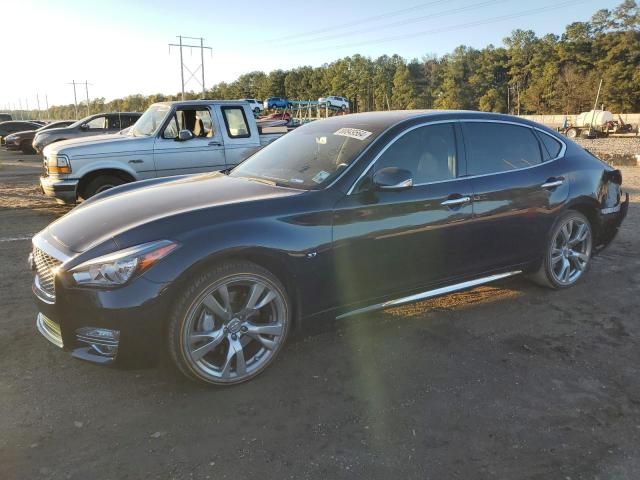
[33,247,61,299]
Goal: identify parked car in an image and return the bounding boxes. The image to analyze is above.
[4,121,74,153]
[32,112,141,153]
[29,111,628,385]
[40,100,287,203]
[264,97,291,109]
[241,99,264,114]
[0,120,43,145]
[319,96,349,110]
[0,113,12,122]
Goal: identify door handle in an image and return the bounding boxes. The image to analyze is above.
[541,178,564,189]
[208,141,222,147]
[128,159,143,164]
[441,196,471,207]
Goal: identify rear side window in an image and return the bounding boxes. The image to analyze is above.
[538,132,563,159]
[374,123,457,184]
[463,122,542,175]
[221,106,250,138]
[107,115,121,130]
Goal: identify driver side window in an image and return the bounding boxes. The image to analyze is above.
[162,108,214,139]
[86,116,106,130]
[374,123,457,185]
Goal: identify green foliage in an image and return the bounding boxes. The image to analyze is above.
[37,1,639,120]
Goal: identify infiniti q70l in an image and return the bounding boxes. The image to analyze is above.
[30,111,628,385]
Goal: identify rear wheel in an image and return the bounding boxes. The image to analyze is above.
[80,174,126,200]
[168,261,291,385]
[530,211,593,289]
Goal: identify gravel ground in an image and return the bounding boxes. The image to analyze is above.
[1,150,640,479]
[574,137,640,165]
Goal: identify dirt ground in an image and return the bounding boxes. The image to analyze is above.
[1,149,639,480]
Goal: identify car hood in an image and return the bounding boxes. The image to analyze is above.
[43,133,141,157]
[8,129,37,137]
[46,173,301,253]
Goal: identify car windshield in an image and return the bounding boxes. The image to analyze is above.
[67,115,96,129]
[128,105,170,137]
[230,118,382,190]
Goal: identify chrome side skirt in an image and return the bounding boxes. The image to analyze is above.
[336,271,522,319]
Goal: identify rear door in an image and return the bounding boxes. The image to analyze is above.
[153,105,226,176]
[461,120,569,272]
[332,122,476,305]
[214,105,261,168]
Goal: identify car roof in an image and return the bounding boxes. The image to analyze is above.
[326,110,549,131]
[153,100,258,108]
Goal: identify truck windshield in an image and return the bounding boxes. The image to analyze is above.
[230,118,382,190]
[129,105,170,137]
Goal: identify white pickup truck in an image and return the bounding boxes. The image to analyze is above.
[40,100,286,203]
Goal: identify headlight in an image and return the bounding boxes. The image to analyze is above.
[70,240,178,286]
[46,154,72,174]
[6,134,19,141]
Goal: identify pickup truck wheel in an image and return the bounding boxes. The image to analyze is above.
[168,260,291,385]
[81,174,125,200]
[529,211,592,289]
[566,128,578,139]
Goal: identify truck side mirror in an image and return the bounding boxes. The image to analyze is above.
[177,129,193,141]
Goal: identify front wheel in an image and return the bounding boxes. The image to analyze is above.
[80,174,126,200]
[529,211,593,289]
[168,261,291,385]
[21,140,36,154]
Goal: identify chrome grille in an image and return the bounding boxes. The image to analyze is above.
[33,247,61,299]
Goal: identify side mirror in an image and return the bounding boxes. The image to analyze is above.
[80,124,89,130]
[177,129,193,141]
[372,167,413,191]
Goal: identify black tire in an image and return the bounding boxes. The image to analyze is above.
[80,174,126,200]
[566,128,578,139]
[254,107,260,114]
[20,140,36,154]
[529,210,593,289]
[167,260,291,386]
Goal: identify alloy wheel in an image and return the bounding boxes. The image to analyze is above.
[182,275,287,383]
[550,217,592,285]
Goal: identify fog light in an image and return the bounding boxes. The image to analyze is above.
[75,327,120,357]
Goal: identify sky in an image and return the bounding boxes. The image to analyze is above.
[0,0,616,110]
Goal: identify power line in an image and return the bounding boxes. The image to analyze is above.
[263,0,451,44]
[296,0,590,54]
[285,0,508,48]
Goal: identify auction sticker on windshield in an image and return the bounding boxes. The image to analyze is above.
[334,128,373,141]
[312,171,331,184]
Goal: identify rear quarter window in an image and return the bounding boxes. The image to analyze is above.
[538,132,563,159]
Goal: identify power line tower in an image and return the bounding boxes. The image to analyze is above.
[168,36,212,100]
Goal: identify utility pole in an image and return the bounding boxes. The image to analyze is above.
[67,80,79,119]
[45,94,50,120]
[169,36,212,100]
[85,80,90,116]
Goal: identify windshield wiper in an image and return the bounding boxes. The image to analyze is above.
[244,176,277,187]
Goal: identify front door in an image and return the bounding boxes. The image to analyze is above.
[460,120,569,272]
[153,105,226,176]
[331,122,476,307]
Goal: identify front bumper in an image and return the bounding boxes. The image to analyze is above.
[33,271,172,366]
[40,176,78,204]
[4,139,20,150]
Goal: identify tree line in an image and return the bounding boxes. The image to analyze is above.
[24,0,640,120]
